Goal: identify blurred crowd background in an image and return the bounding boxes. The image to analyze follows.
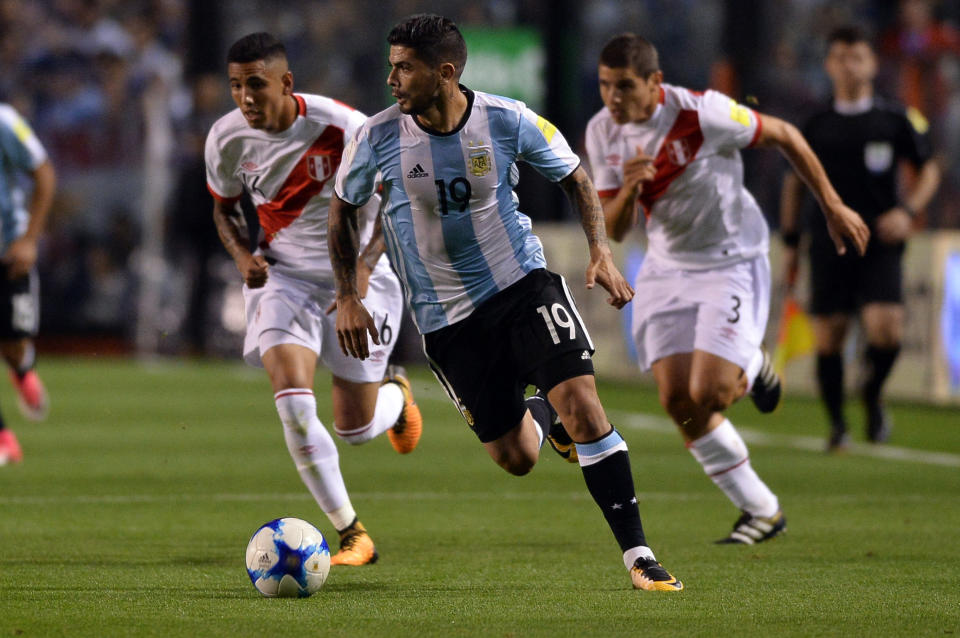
[1,0,957,357]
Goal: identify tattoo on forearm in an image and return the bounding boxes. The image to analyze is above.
[359,214,386,270]
[561,168,609,247]
[329,205,361,297]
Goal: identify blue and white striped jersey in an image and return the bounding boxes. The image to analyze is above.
[335,88,580,333]
[0,104,48,251]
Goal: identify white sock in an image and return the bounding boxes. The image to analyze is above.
[744,348,764,392]
[334,382,404,445]
[622,545,656,570]
[275,388,356,530]
[688,418,779,518]
[326,505,358,533]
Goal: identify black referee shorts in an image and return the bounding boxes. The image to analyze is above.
[809,236,904,315]
[0,265,39,339]
[423,268,595,443]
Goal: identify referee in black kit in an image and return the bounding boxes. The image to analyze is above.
[780,25,941,452]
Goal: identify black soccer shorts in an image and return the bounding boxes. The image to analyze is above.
[423,268,595,443]
[0,266,39,339]
[809,236,904,315]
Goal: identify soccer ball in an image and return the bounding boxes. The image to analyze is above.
[245,517,331,597]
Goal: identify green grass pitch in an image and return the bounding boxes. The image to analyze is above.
[0,357,958,637]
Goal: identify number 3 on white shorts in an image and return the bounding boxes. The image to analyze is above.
[536,303,576,344]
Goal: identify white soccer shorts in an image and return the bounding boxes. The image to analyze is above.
[631,254,770,372]
[242,262,404,383]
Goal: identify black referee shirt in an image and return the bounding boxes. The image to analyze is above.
[801,97,933,239]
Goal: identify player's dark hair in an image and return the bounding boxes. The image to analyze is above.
[827,25,873,48]
[387,14,467,78]
[600,33,660,78]
[227,32,287,64]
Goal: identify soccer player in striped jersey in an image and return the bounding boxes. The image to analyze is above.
[205,33,423,566]
[0,102,55,466]
[330,14,681,591]
[585,33,869,544]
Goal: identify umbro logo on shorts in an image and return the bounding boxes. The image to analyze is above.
[407,163,429,178]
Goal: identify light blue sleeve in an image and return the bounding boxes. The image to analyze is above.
[334,126,379,206]
[0,109,47,172]
[516,106,580,183]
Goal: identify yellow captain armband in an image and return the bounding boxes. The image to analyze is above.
[729,100,752,127]
[905,106,929,134]
[535,116,557,143]
[12,117,34,145]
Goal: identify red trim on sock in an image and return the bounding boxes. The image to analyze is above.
[274,390,315,399]
[335,421,374,437]
[708,457,749,477]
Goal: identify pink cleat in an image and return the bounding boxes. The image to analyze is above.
[10,370,49,421]
[0,429,23,465]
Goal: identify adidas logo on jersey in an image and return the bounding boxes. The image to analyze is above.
[407,164,429,178]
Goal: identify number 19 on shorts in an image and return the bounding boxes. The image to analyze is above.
[536,303,576,344]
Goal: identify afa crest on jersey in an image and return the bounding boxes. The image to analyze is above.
[307,154,335,182]
[468,141,492,177]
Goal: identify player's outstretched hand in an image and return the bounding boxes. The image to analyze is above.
[586,244,634,309]
[335,295,379,360]
[239,254,270,288]
[825,202,870,257]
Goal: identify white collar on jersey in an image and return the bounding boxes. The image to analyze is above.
[833,95,873,115]
[619,102,662,132]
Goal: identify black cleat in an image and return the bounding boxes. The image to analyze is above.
[866,403,892,444]
[826,427,851,453]
[532,390,578,463]
[546,422,578,464]
[750,347,782,413]
[716,510,787,545]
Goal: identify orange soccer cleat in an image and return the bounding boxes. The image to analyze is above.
[330,520,379,566]
[382,365,422,454]
[630,557,684,592]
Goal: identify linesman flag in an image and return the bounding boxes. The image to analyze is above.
[773,296,814,376]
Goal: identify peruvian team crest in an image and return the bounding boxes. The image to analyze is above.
[665,137,693,166]
[468,141,492,177]
[307,154,335,182]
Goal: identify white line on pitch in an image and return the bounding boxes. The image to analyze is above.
[0,491,953,507]
[414,384,960,468]
[0,491,705,506]
[609,410,960,468]
[129,360,960,467]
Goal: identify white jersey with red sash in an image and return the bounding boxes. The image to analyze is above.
[205,93,371,284]
[585,84,769,270]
